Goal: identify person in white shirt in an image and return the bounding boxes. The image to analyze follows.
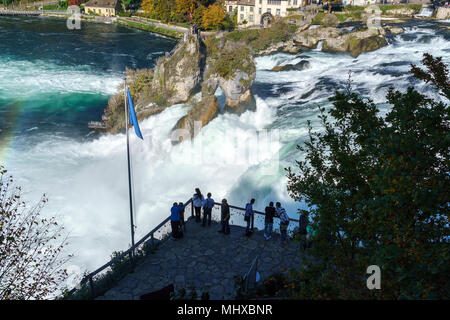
[276,202,290,245]
[192,188,204,223]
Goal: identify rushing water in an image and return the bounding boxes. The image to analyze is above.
[1,16,449,273]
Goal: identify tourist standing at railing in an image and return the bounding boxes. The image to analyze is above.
[219,199,230,235]
[202,192,214,227]
[178,202,186,233]
[192,188,204,223]
[298,211,309,250]
[171,202,184,239]
[276,202,290,245]
[244,199,255,236]
[264,202,276,240]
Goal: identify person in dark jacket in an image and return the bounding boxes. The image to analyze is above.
[298,211,309,250]
[244,198,255,236]
[219,199,230,235]
[202,192,214,227]
[170,202,183,239]
[264,202,276,240]
[178,202,186,232]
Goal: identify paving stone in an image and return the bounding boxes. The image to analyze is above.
[175,275,185,284]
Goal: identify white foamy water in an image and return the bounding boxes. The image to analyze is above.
[0,57,122,98]
[2,24,449,276]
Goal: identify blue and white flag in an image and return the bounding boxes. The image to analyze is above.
[127,87,143,140]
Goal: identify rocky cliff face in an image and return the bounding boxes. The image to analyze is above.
[104,32,257,137]
[202,36,256,111]
[173,95,219,142]
[151,34,205,106]
[170,35,257,137]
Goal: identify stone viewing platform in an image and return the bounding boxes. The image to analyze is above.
[96,218,305,300]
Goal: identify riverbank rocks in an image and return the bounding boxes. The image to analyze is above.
[436,7,450,20]
[384,7,416,17]
[272,60,310,72]
[322,13,339,27]
[293,26,340,50]
[256,23,312,56]
[384,26,404,35]
[294,25,387,57]
[257,39,302,55]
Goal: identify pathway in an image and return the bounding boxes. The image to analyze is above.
[97,218,305,300]
[118,16,188,34]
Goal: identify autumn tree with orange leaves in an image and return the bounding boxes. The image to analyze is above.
[201,2,225,30]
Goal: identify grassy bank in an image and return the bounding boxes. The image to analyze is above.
[312,4,423,25]
[116,19,183,39]
[379,4,422,14]
[224,22,298,52]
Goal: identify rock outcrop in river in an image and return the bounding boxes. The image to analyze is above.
[104,33,256,137]
[151,34,204,106]
[436,7,450,20]
[284,25,388,58]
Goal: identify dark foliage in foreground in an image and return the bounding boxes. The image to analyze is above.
[283,54,449,299]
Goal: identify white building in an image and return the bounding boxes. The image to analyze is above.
[225,0,302,27]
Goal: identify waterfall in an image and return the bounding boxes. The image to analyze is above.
[314,40,324,51]
[415,7,434,18]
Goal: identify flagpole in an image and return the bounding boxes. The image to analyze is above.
[124,83,136,259]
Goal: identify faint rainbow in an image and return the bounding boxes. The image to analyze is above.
[0,99,22,166]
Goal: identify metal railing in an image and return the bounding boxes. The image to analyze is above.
[65,199,193,298]
[243,255,259,293]
[65,198,299,299]
[209,201,299,236]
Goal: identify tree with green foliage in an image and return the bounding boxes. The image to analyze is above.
[285,54,449,299]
